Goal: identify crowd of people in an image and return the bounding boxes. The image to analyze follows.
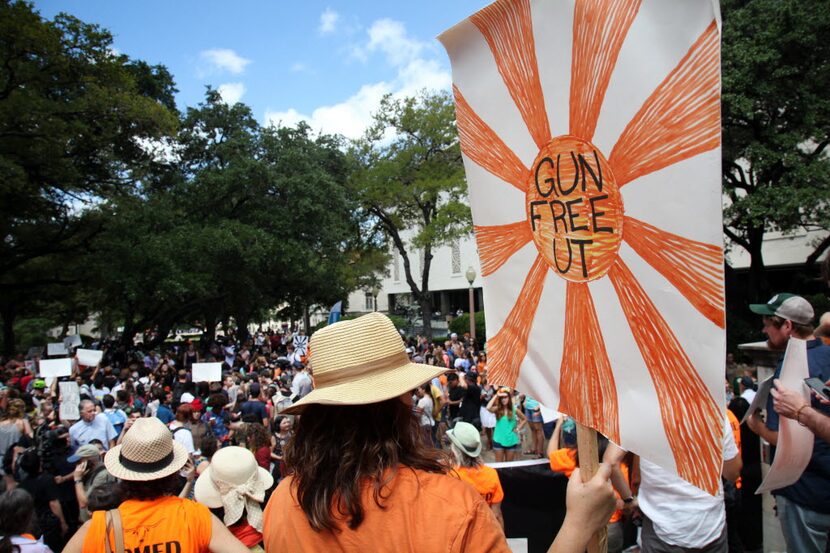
[0,293,827,552]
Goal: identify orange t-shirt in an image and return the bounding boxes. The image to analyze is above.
[727,408,743,489]
[548,448,577,478]
[549,448,627,523]
[263,468,510,553]
[452,465,504,505]
[83,496,212,553]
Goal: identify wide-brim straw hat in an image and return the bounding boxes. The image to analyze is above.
[104,417,188,481]
[284,312,446,414]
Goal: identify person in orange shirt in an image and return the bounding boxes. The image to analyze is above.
[261,313,619,553]
[62,417,248,553]
[447,421,505,529]
[547,416,634,553]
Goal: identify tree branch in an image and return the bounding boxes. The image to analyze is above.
[723,225,751,252]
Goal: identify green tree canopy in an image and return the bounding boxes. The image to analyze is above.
[351,90,470,337]
[722,0,830,299]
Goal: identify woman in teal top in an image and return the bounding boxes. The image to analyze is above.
[486,388,526,462]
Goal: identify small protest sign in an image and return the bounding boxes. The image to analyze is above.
[63,335,82,349]
[40,358,72,378]
[76,349,103,367]
[27,346,43,359]
[59,381,80,420]
[192,362,222,383]
[757,338,813,494]
[47,342,68,356]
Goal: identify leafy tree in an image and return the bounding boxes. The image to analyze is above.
[721,0,830,299]
[0,0,177,351]
[351,91,470,338]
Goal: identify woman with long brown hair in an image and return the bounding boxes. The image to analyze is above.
[486,387,526,462]
[262,313,617,553]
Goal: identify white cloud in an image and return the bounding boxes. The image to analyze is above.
[217,82,246,105]
[291,62,311,74]
[266,82,391,139]
[199,48,251,75]
[319,8,339,35]
[265,19,450,140]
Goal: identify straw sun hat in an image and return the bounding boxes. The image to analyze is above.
[104,417,188,481]
[284,312,446,414]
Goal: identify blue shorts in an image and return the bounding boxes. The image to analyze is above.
[493,441,518,451]
[525,409,543,423]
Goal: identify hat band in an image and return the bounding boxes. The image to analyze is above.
[118,450,175,473]
[314,351,411,388]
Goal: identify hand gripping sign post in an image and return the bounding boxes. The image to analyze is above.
[439,1,725,548]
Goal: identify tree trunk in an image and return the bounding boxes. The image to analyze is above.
[1,303,17,357]
[419,296,433,340]
[303,304,311,333]
[746,225,768,302]
[205,317,217,343]
[236,314,250,343]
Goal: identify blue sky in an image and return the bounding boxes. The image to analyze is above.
[34,1,489,138]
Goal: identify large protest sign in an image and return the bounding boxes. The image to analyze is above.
[59,381,81,420]
[40,358,72,378]
[192,362,222,383]
[76,348,103,367]
[440,0,724,494]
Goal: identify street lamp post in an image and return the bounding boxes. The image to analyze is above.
[371,284,381,313]
[465,266,477,347]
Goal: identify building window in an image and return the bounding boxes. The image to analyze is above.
[451,240,461,274]
[364,292,375,311]
[393,248,400,281]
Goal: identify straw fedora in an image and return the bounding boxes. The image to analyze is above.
[104,417,188,481]
[284,312,446,414]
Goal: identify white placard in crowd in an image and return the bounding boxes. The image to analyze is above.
[47,342,68,356]
[76,348,103,367]
[64,334,82,349]
[192,362,222,382]
[59,381,80,420]
[40,358,72,378]
[27,346,43,359]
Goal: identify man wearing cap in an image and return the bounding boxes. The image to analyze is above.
[69,399,118,451]
[746,293,830,552]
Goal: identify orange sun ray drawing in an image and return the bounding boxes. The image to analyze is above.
[440,0,724,494]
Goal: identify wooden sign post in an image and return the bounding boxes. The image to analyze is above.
[576,422,607,553]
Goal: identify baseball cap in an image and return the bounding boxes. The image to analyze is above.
[32,379,46,389]
[180,392,195,404]
[68,444,101,463]
[750,293,814,325]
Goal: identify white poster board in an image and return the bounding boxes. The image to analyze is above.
[192,362,222,383]
[440,0,724,494]
[39,358,72,378]
[64,334,82,349]
[47,342,68,356]
[59,381,80,420]
[76,349,103,367]
[757,338,814,494]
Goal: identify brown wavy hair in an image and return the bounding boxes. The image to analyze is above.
[286,397,450,532]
